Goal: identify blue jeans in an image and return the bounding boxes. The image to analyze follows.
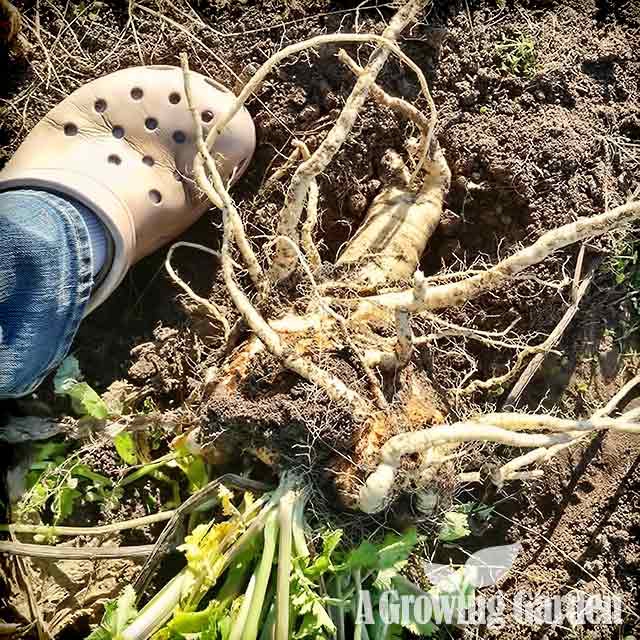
[0,189,95,398]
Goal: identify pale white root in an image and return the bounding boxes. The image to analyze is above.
[490,440,578,488]
[334,147,450,288]
[473,412,640,433]
[338,49,434,180]
[459,341,558,396]
[181,54,265,294]
[458,470,544,483]
[264,145,301,190]
[267,1,434,281]
[394,308,414,368]
[165,241,231,338]
[183,57,371,417]
[361,314,533,370]
[350,200,640,315]
[491,376,640,485]
[359,415,640,512]
[292,141,322,274]
[593,373,640,418]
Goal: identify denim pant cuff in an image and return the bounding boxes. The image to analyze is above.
[0,189,94,397]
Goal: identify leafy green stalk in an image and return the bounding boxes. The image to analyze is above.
[243,510,279,640]
[228,575,257,640]
[353,568,363,640]
[334,575,346,640]
[275,491,295,640]
[120,574,186,640]
[258,601,276,640]
[292,494,309,559]
[168,548,254,635]
[120,490,268,640]
[87,586,138,640]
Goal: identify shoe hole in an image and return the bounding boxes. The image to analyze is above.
[64,123,78,136]
[173,130,186,144]
[145,117,158,131]
[108,154,121,165]
[112,126,125,139]
[142,155,155,167]
[131,87,143,100]
[169,92,181,104]
[201,110,214,123]
[149,189,162,204]
[94,99,107,113]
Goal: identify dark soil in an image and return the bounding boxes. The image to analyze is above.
[1,0,639,637]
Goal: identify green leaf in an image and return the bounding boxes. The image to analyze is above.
[345,528,418,573]
[113,432,138,465]
[293,602,336,640]
[377,528,418,570]
[87,585,138,640]
[345,540,379,570]
[438,512,471,542]
[67,382,109,418]
[73,464,111,486]
[290,556,337,639]
[53,486,81,522]
[305,529,343,578]
[174,452,208,493]
[474,504,495,521]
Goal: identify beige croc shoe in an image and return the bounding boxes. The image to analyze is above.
[0,65,255,314]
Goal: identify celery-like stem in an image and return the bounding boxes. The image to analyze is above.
[121,502,271,640]
[119,453,177,487]
[216,548,254,608]
[258,601,276,640]
[275,491,295,640]
[335,575,346,640]
[229,574,257,640]
[242,510,279,640]
[353,568,363,640]
[121,573,186,640]
[291,495,309,559]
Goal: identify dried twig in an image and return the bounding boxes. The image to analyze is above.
[0,541,155,559]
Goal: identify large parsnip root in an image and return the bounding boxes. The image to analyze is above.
[334,147,450,288]
[268,0,433,282]
[348,200,640,316]
[359,413,640,512]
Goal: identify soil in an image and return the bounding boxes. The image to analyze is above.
[1,0,639,638]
